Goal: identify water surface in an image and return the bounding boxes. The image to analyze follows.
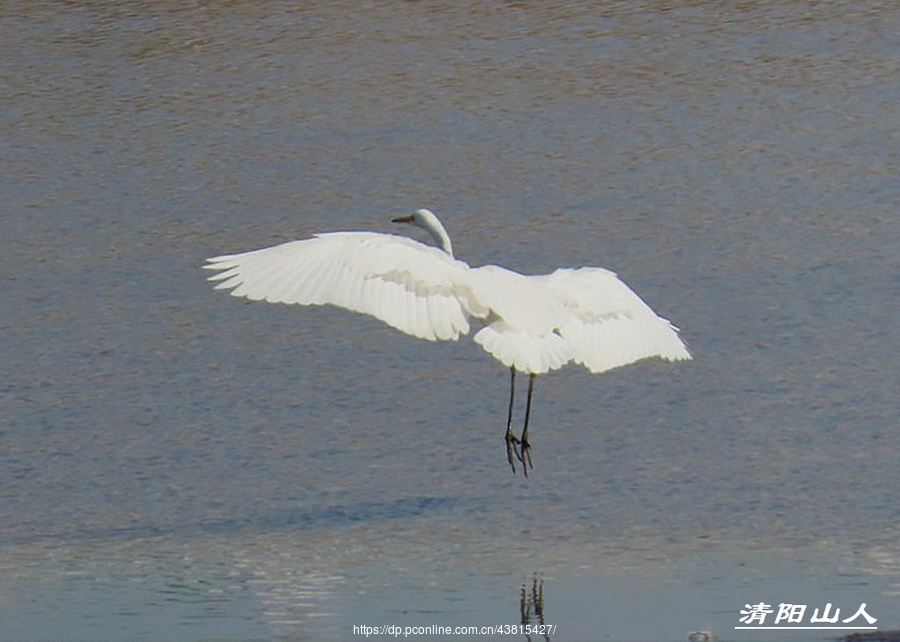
[2,2,899,640]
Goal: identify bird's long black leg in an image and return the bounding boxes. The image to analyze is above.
[519,373,536,474]
[504,366,519,474]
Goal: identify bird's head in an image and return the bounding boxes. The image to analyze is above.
[391,208,454,257]
[391,208,434,227]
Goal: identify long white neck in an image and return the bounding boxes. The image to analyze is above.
[415,209,454,257]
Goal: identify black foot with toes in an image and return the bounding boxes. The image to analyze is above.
[505,429,520,474]
[519,434,532,474]
[504,430,532,477]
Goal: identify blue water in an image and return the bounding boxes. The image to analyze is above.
[2,2,899,641]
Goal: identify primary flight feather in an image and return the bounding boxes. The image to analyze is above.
[205,208,691,475]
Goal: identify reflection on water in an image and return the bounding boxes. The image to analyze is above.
[239,546,344,638]
[520,575,551,642]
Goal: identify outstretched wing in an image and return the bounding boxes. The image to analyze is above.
[205,232,477,341]
[535,267,692,373]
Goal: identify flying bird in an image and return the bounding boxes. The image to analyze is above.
[204,208,691,475]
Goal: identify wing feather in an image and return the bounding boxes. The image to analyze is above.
[537,267,692,373]
[205,232,475,341]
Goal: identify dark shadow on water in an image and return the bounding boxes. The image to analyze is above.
[2,495,455,547]
[244,495,454,533]
[842,633,900,642]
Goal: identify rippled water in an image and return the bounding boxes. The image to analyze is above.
[2,2,899,641]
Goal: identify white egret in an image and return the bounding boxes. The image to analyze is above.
[205,208,691,475]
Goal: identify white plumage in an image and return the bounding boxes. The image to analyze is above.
[205,208,691,475]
